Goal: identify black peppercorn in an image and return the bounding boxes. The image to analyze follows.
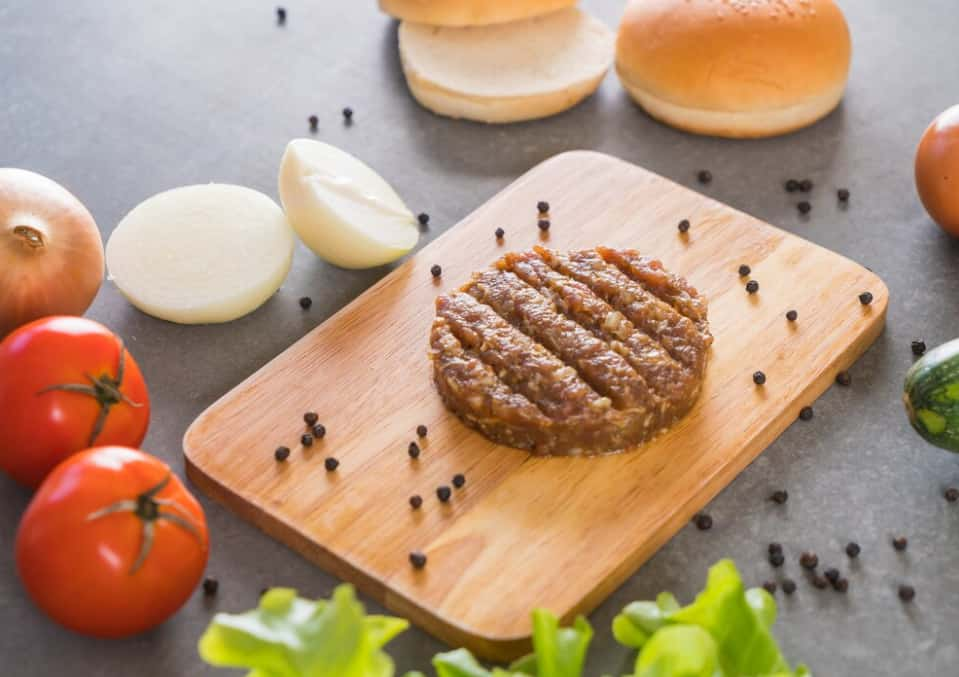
[678,219,690,233]
[697,170,712,184]
[811,575,829,590]
[837,188,850,202]
[274,446,290,461]
[299,296,313,310]
[782,578,797,595]
[276,6,286,23]
[911,340,926,356]
[845,542,861,558]
[799,179,813,193]
[892,536,908,551]
[301,433,313,447]
[762,581,777,595]
[800,552,819,570]
[859,291,874,305]
[431,264,442,278]
[769,552,785,568]
[408,442,420,459]
[495,227,505,239]
[898,584,915,602]
[768,542,783,555]
[409,495,423,509]
[437,485,452,502]
[746,280,759,294]
[324,457,339,472]
[833,578,849,593]
[410,551,427,569]
[823,567,840,583]
[797,201,811,215]
[418,213,430,226]
[538,219,551,231]
[769,490,788,504]
[452,473,466,489]
[785,179,800,193]
[342,107,353,121]
[836,371,852,386]
[304,412,319,426]
[799,406,814,421]
[537,201,550,213]
[202,578,219,596]
[312,423,326,439]
[945,487,959,503]
[416,424,428,438]
[753,371,767,385]
[786,310,798,322]
[738,264,751,277]
[308,114,318,131]
[694,513,713,530]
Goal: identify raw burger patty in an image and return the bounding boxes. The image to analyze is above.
[429,246,712,455]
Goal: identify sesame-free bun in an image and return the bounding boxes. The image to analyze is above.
[379,0,576,27]
[399,7,614,124]
[616,0,852,138]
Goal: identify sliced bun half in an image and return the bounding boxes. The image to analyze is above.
[379,0,576,27]
[399,7,614,124]
[616,0,852,138]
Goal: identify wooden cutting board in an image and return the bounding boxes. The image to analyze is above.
[184,151,887,661]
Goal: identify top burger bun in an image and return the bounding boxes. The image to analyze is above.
[379,0,576,27]
[616,0,852,138]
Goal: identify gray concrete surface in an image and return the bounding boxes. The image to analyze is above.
[2,1,958,674]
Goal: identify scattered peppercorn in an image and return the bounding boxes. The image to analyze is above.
[845,542,861,558]
[799,406,814,421]
[797,201,811,215]
[452,473,466,489]
[859,291,874,305]
[697,170,712,184]
[892,536,908,551]
[431,264,442,278]
[837,188,850,202]
[324,457,339,472]
[495,227,505,240]
[416,424,428,438]
[437,485,452,502]
[824,567,840,583]
[769,490,788,504]
[769,552,785,568]
[799,179,813,193]
[911,340,927,356]
[811,575,829,590]
[898,584,915,602]
[538,219,551,231]
[537,201,550,213]
[409,495,423,509]
[694,513,713,530]
[785,179,800,193]
[276,7,287,23]
[833,578,849,593]
[418,212,430,226]
[274,446,290,461]
[753,371,767,385]
[299,296,313,310]
[342,107,353,122]
[313,423,326,439]
[945,487,959,503]
[762,581,777,595]
[301,433,313,447]
[408,442,420,459]
[768,542,783,555]
[800,552,819,569]
[786,310,798,322]
[202,578,219,596]
[409,551,427,569]
[308,114,318,131]
[304,412,319,426]
[782,578,797,595]
[746,280,759,294]
[836,371,852,386]
[678,219,690,233]
[738,264,751,277]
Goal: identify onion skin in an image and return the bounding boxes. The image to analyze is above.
[0,169,104,337]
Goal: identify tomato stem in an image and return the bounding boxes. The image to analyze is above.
[12,225,45,249]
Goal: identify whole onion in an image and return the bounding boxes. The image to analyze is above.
[0,169,104,337]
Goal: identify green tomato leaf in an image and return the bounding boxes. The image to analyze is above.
[198,584,408,677]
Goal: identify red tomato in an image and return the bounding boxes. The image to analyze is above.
[0,316,150,488]
[16,446,209,638]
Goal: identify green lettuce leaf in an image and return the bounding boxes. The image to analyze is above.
[198,585,409,677]
[634,625,721,677]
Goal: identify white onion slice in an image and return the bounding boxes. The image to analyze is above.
[278,139,419,269]
[106,184,294,324]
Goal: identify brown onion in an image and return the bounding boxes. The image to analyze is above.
[0,169,104,337]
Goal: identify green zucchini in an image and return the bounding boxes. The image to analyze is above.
[904,338,959,452]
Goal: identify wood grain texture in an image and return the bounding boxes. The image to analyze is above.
[183,151,887,661]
